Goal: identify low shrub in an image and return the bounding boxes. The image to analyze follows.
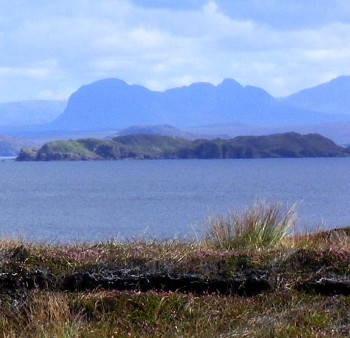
[205,201,296,251]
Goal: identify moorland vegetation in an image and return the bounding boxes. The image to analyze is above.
[1,202,350,336]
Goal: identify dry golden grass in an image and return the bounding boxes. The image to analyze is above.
[0,292,83,338]
[2,289,350,337]
[204,201,296,252]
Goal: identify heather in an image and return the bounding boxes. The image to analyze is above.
[1,203,350,337]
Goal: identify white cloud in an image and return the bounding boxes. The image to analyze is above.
[0,0,350,101]
[37,87,74,100]
[0,66,52,79]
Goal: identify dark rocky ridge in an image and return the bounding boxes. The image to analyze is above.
[16,132,350,161]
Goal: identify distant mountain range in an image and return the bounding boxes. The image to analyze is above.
[0,100,66,126]
[116,124,194,139]
[17,132,350,161]
[282,76,350,115]
[2,75,350,155]
[0,135,37,156]
[50,77,350,131]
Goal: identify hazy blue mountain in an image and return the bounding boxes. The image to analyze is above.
[51,78,347,131]
[0,100,66,126]
[282,76,350,115]
[116,124,193,138]
[0,135,38,156]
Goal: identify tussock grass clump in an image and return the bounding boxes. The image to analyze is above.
[205,201,296,251]
[0,291,83,338]
[293,227,350,251]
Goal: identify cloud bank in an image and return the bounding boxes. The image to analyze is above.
[0,0,350,101]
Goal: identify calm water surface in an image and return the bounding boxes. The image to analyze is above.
[0,158,349,242]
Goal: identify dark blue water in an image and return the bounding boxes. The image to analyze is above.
[0,158,349,243]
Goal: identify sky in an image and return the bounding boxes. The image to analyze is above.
[1,0,350,102]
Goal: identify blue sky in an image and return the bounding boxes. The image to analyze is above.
[0,0,350,101]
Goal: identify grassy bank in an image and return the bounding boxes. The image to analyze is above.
[1,202,350,337]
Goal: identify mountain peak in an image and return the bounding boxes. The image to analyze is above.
[218,78,243,90]
[90,78,128,87]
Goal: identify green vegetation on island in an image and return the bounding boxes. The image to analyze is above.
[16,132,350,161]
[1,202,350,336]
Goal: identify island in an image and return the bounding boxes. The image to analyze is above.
[16,132,350,161]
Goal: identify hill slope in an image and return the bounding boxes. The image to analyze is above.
[116,124,193,139]
[282,76,350,115]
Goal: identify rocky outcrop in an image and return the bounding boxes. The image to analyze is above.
[16,147,39,161]
[0,267,271,296]
[297,277,350,295]
[61,270,272,296]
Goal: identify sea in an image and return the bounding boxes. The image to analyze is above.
[0,158,349,243]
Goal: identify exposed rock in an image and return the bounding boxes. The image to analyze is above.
[0,267,272,296]
[297,277,350,295]
[0,270,54,290]
[12,147,38,160]
[61,270,272,296]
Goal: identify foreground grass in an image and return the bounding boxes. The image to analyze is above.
[1,203,350,337]
[2,289,350,337]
